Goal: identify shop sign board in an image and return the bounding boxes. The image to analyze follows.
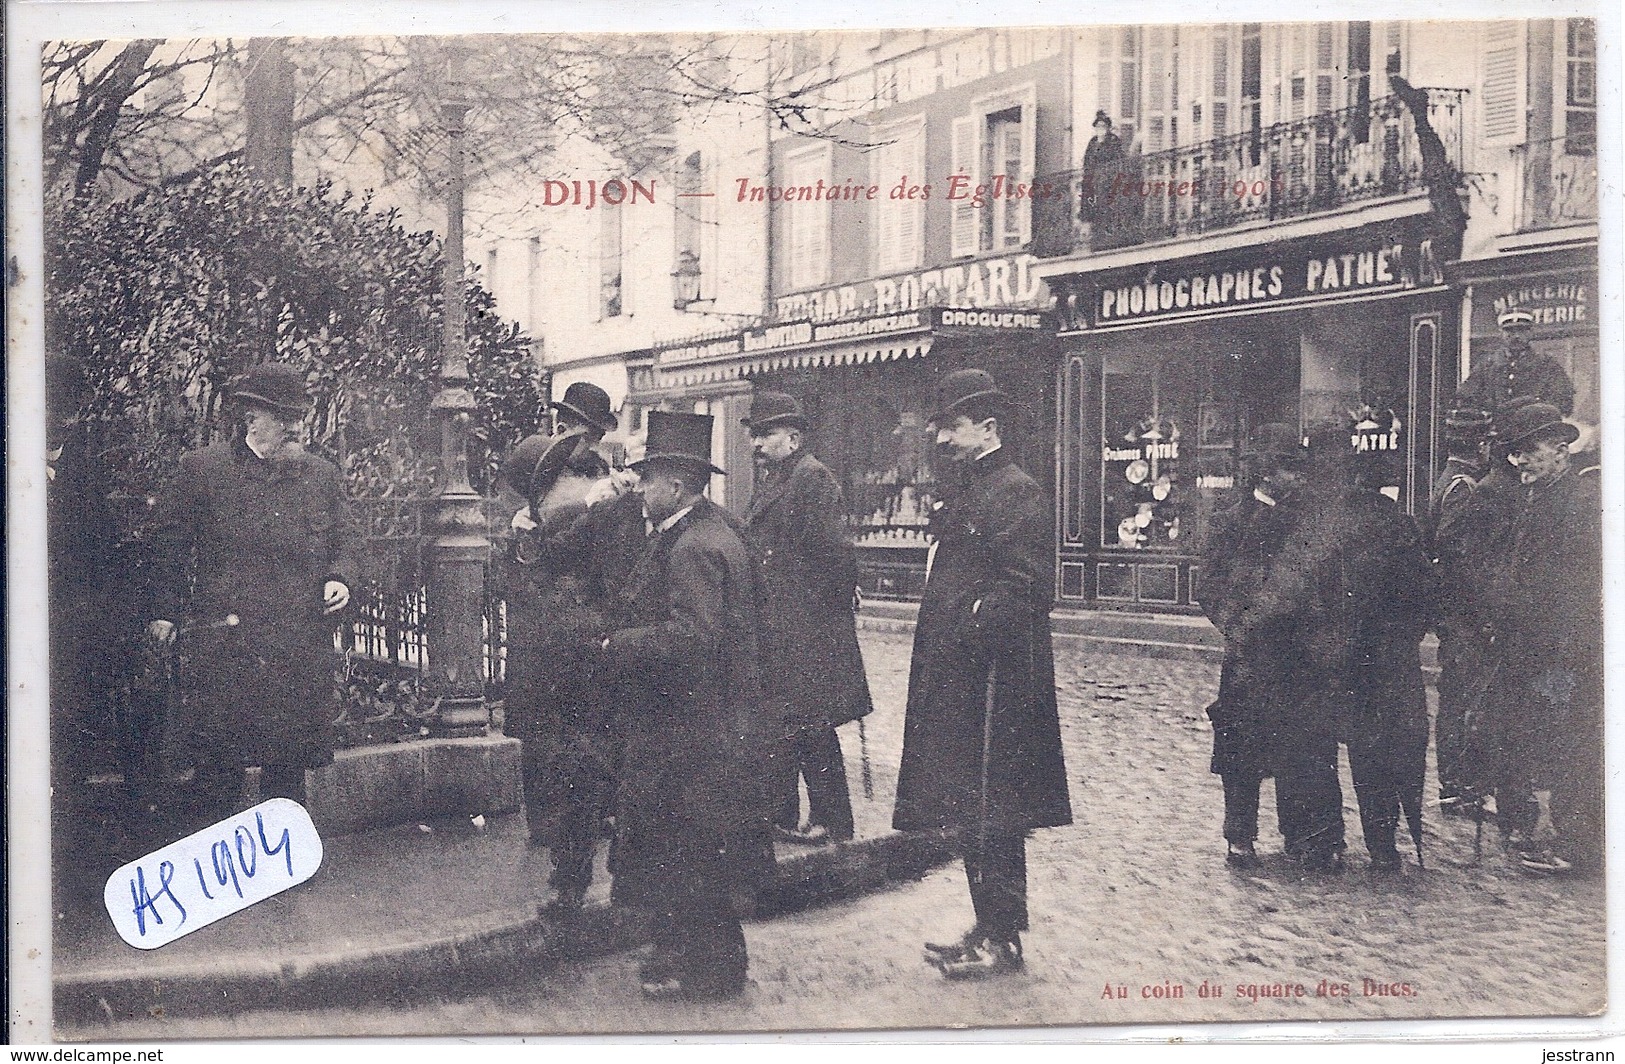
[1060,234,1447,332]
[656,306,1052,367]
[773,253,1051,322]
[1469,268,1594,336]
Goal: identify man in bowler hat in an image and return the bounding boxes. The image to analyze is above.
[594,410,772,999]
[895,369,1071,980]
[742,391,873,846]
[146,362,356,824]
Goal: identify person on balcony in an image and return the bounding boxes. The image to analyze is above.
[1456,309,1576,418]
[897,369,1071,980]
[1081,110,1133,251]
[145,362,356,827]
[740,391,873,848]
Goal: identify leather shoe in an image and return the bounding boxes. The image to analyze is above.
[923,926,983,964]
[1225,842,1260,869]
[774,823,831,845]
[937,936,1024,980]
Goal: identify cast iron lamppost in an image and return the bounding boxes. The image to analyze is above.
[427,46,490,737]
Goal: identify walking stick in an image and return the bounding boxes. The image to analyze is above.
[857,716,874,800]
[975,664,998,891]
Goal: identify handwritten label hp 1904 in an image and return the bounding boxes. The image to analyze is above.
[103,798,323,949]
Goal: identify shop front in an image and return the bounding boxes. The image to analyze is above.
[641,285,1057,600]
[1046,219,1454,612]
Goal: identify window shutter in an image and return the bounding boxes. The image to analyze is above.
[950,114,979,257]
[786,149,831,288]
[875,124,923,272]
[1017,100,1036,245]
[1481,21,1527,146]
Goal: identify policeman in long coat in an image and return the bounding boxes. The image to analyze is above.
[1199,424,1309,869]
[895,369,1071,980]
[596,410,772,1001]
[1455,308,1576,416]
[741,391,873,845]
[146,363,356,825]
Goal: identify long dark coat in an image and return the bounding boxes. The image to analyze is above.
[1199,491,1308,780]
[601,498,775,906]
[892,449,1072,835]
[148,436,357,769]
[742,449,873,732]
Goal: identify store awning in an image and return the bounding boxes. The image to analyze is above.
[656,335,933,388]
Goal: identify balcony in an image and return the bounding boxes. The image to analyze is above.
[1511,135,1598,234]
[1033,88,1467,258]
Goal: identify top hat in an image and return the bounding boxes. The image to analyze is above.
[552,381,618,434]
[630,410,725,477]
[928,368,1010,426]
[1493,401,1578,451]
[1497,308,1536,329]
[1092,110,1113,129]
[500,429,588,502]
[742,391,808,431]
[230,362,313,418]
[1244,422,1309,466]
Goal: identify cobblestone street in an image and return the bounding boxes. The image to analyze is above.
[76,631,1606,1039]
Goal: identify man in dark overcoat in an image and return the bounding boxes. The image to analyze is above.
[499,408,623,913]
[146,363,356,825]
[895,368,1071,980]
[1455,308,1576,417]
[741,391,873,845]
[1481,402,1603,875]
[595,410,772,1001]
[1199,424,1309,870]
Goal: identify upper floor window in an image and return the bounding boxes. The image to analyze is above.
[1564,19,1595,155]
[598,206,623,319]
[673,151,717,307]
[872,121,924,273]
[950,89,1036,258]
[784,146,831,289]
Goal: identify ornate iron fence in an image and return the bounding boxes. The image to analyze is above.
[1512,135,1598,232]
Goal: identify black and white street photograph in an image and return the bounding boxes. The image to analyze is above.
[6,0,1614,1046]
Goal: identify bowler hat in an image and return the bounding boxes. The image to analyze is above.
[553,381,618,434]
[630,410,725,477]
[1494,401,1578,451]
[231,362,313,418]
[1244,422,1309,466]
[742,391,808,431]
[928,368,1010,426]
[1497,308,1536,329]
[500,429,587,502]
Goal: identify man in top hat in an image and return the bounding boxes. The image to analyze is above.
[895,369,1071,980]
[1199,423,1312,871]
[1455,309,1576,417]
[592,410,771,1000]
[741,391,873,847]
[1081,109,1130,248]
[1478,401,1602,875]
[146,362,356,825]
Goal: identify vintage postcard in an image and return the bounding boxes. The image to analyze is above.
[7,0,1618,1047]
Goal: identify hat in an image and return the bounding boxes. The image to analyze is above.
[1494,401,1578,451]
[230,362,313,418]
[1244,422,1309,466]
[1497,308,1536,329]
[1092,110,1113,129]
[928,368,1010,426]
[629,410,724,477]
[552,381,618,434]
[742,391,808,431]
[500,429,588,502]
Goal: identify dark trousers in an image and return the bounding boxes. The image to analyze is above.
[963,830,1028,940]
[192,763,306,830]
[774,724,854,840]
[1274,734,1344,857]
[1346,742,1401,859]
[1221,775,1263,844]
[647,848,748,994]
[523,737,614,896]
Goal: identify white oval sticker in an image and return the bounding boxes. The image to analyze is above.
[102,798,324,950]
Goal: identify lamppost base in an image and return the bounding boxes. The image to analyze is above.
[430,696,491,739]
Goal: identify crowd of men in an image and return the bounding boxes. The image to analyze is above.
[1201,308,1602,878]
[52,310,1599,1000]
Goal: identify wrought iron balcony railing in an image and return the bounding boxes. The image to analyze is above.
[1033,88,1467,258]
[1511,135,1598,233]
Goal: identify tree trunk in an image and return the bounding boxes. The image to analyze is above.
[244,38,296,186]
[71,41,161,197]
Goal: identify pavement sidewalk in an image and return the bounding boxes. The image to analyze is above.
[53,632,942,1029]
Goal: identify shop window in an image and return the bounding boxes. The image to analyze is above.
[873,120,924,273]
[785,147,831,288]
